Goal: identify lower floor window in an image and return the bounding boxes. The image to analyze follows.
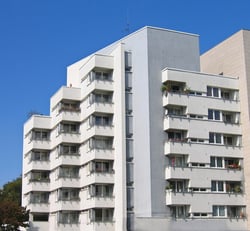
[171,205,189,218]
[58,211,79,224]
[33,213,49,221]
[90,208,114,222]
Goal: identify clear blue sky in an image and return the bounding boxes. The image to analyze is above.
[0,0,250,187]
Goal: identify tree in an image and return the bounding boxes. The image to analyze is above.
[0,200,29,231]
[0,177,29,231]
[0,177,22,205]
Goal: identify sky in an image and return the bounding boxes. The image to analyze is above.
[0,0,250,187]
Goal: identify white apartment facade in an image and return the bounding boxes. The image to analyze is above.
[22,27,247,231]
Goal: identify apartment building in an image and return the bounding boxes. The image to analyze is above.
[22,26,248,231]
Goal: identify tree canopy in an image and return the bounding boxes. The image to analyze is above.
[0,177,29,231]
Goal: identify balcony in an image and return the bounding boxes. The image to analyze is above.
[86,125,114,138]
[166,191,245,207]
[57,110,81,123]
[86,74,114,93]
[28,203,50,213]
[82,149,114,164]
[83,196,115,210]
[164,141,242,158]
[164,116,241,135]
[26,160,50,172]
[56,153,80,166]
[26,181,50,192]
[165,166,243,183]
[26,140,51,153]
[86,102,114,118]
[84,221,115,231]
[56,132,81,144]
[53,177,80,189]
[82,172,114,187]
[54,200,80,211]
[163,93,240,112]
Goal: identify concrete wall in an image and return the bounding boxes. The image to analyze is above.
[201,29,250,230]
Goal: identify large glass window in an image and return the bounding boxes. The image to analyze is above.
[209,133,222,144]
[32,150,50,161]
[30,192,49,203]
[58,212,79,224]
[207,86,219,97]
[30,171,50,182]
[31,130,50,141]
[59,123,79,134]
[213,206,225,217]
[58,144,79,155]
[208,109,220,120]
[59,166,79,178]
[211,181,224,192]
[90,208,114,222]
[210,157,223,168]
[33,213,49,222]
[58,188,80,201]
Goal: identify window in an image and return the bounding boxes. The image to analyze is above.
[168,131,185,142]
[89,137,113,150]
[89,184,114,197]
[31,130,50,141]
[209,133,222,144]
[31,150,49,161]
[210,157,223,168]
[33,213,49,222]
[89,161,113,173]
[190,188,207,192]
[169,155,187,167]
[59,166,79,178]
[58,144,79,155]
[90,114,113,126]
[207,86,219,97]
[211,181,224,192]
[188,91,202,96]
[213,206,225,217]
[58,212,79,224]
[171,206,189,218]
[166,106,185,117]
[90,92,113,104]
[193,213,208,217]
[59,123,79,134]
[208,109,220,120]
[58,188,80,201]
[223,135,233,146]
[90,208,114,222]
[30,171,50,182]
[59,101,80,112]
[189,138,204,143]
[189,114,204,119]
[191,163,205,167]
[30,192,49,203]
[93,71,112,81]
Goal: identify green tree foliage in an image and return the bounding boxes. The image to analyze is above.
[0,177,29,230]
[0,177,22,205]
